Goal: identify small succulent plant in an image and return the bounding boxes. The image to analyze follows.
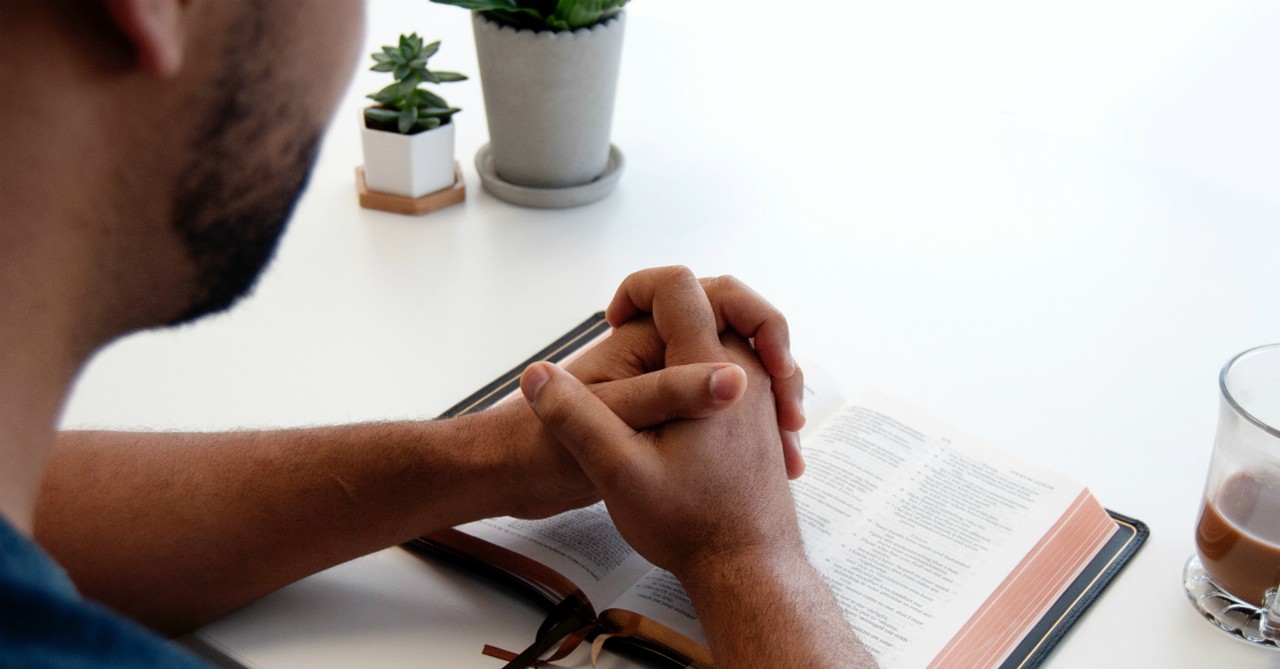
[364,33,466,135]
[430,0,628,32]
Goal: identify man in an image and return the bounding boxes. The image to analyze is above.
[0,1,874,667]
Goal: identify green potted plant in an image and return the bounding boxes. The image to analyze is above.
[431,0,629,208]
[360,33,467,199]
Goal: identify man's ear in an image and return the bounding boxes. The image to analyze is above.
[103,0,187,78]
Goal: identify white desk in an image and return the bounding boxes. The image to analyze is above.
[61,0,1280,666]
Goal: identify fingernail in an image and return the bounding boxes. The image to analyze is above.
[521,363,553,403]
[709,364,743,401]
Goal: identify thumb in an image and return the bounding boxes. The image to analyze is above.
[591,362,747,430]
[521,361,642,485]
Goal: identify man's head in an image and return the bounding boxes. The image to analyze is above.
[0,0,364,338]
[161,2,349,324]
[0,0,364,534]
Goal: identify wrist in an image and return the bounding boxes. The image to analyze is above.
[674,540,812,593]
[474,399,593,520]
[673,533,872,668]
[443,402,535,517]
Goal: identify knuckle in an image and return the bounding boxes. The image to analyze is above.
[625,267,652,281]
[538,383,588,433]
[538,394,575,432]
[716,274,745,292]
[606,321,663,373]
[657,265,696,285]
[656,367,696,407]
[700,274,735,302]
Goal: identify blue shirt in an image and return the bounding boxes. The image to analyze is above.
[0,516,210,668]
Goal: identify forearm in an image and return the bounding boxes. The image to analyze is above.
[31,314,757,637]
[34,406,532,636]
[678,549,877,669]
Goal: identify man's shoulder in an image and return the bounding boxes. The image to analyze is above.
[0,582,209,668]
[0,519,210,668]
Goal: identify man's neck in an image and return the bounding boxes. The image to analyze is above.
[0,166,104,537]
[0,322,82,537]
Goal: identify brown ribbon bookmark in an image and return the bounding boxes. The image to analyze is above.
[589,633,616,666]
[482,597,596,668]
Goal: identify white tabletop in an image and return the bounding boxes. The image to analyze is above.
[61,0,1280,666]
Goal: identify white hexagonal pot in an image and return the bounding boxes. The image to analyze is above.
[360,114,456,198]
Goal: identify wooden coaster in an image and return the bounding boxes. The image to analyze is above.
[355,163,465,215]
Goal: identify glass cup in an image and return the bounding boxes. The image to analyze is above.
[1184,343,1280,647]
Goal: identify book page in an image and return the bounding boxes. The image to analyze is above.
[457,503,655,609]
[605,568,708,647]
[458,387,1110,668]
[794,394,1091,669]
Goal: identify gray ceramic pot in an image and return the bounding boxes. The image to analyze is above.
[472,11,625,190]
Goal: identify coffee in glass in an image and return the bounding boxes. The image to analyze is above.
[1185,343,1280,646]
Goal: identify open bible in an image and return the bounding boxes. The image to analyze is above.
[406,314,1147,668]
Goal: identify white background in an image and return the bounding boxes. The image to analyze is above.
[62,1,1280,666]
